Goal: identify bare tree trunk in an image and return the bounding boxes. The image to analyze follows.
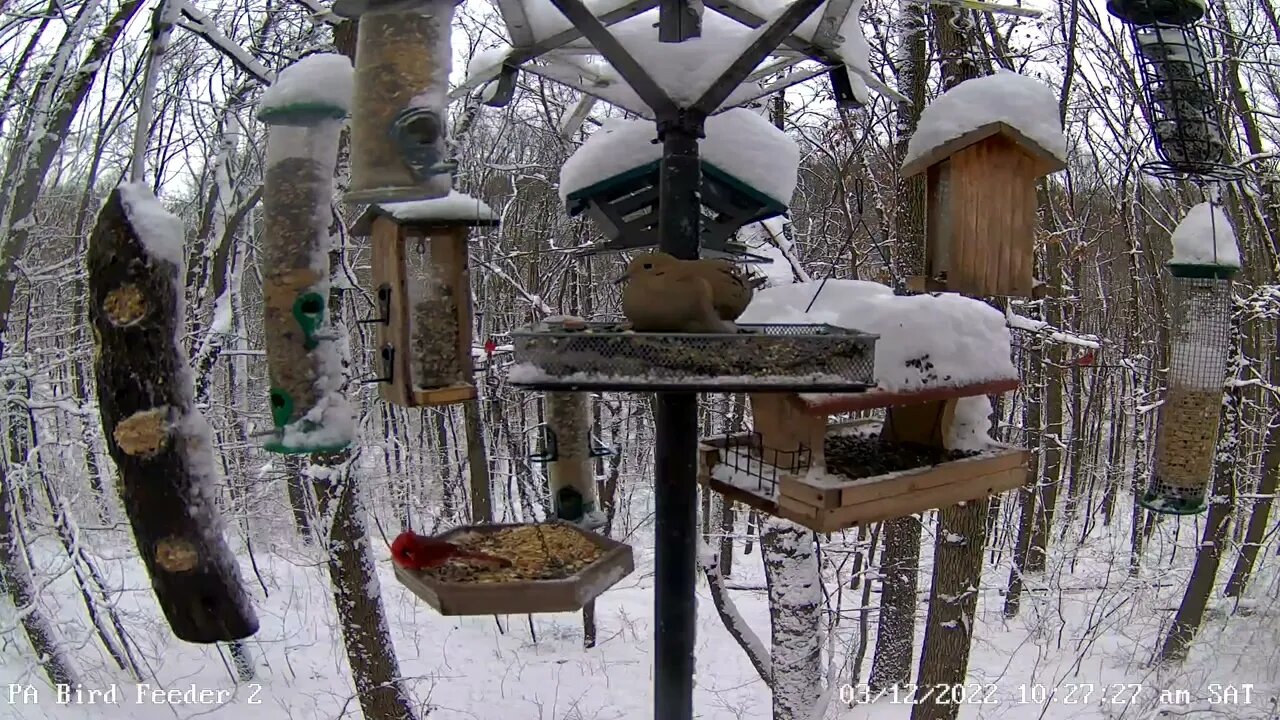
[1005,336,1044,618]
[463,399,493,523]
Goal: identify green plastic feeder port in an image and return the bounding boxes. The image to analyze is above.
[1107,0,1206,25]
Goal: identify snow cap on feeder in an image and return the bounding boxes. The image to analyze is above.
[557,110,798,261]
[344,0,459,203]
[257,53,353,126]
[901,71,1067,298]
[1143,201,1239,515]
[353,192,498,407]
[257,58,356,454]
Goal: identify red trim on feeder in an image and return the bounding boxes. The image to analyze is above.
[799,378,1020,415]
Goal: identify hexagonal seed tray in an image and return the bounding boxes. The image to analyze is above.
[392,522,635,616]
[507,322,878,392]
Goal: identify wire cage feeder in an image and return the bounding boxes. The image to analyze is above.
[1110,0,1244,181]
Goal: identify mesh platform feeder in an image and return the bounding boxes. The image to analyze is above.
[529,392,614,528]
[257,56,356,454]
[352,197,498,406]
[1143,202,1239,514]
[1108,0,1243,181]
[334,0,459,202]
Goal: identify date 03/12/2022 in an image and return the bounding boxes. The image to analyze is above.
[838,682,1258,705]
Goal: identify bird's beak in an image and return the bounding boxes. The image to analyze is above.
[612,272,629,285]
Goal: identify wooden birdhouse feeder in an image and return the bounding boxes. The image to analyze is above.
[354,194,498,407]
[394,521,634,615]
[337,0,458,203]
[701,381,1028,531]
[901,121,1067,298]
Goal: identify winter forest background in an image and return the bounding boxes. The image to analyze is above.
[0,0,1277,718]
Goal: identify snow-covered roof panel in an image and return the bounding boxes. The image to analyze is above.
[352,191,499,234]
[902,70,1067,174]
[1170,202,1240,267]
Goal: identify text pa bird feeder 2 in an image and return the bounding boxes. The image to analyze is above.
[557,110,796,262]
[339,0,458,203]
[354,194,498,407]
[393,522,634,615]
[901,73,1068,298]
[1144,202,1239,514]
[528,392,613,529]
[257,55,357,454]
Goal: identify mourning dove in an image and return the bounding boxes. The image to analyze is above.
[616,252,738,333]
[693,257,753,321]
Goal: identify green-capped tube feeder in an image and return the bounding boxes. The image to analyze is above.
[1144,202,1239,514]
[340,0,458,203]
[257,54,357,454]
[532,392,611,529]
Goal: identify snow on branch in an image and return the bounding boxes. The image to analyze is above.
[700,539,772,683]
[1005,306,1102,350]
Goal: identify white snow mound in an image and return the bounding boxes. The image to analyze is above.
[738,280,1017,393]
[1170,202,1240,267]
[260,53,354,114]
[903,70,1067,169]
[380,191,496,223]
[558,109,799,207]
[117,182,185,270]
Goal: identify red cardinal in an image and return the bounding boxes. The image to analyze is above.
[390,530,512,571]
[1076,349,1096,367]
[483,338,497,357]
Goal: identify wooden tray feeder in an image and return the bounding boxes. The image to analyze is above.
[341,0,458,203]
[527,392,614,529]
[700,379,1027,531]
[901,121,1067,298]
[508,320,877,392]
[565,160,781,262]
[355,198,498,407]
[258,92,353,454]
[393,521,635,615]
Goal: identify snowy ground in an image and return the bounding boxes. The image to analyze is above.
[2,502,1277,720]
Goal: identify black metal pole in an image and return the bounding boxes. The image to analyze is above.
[653,111,702,720]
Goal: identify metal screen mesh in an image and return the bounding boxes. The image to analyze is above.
[1146,276,1232,513]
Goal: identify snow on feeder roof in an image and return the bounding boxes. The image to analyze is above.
[257,53,354,125]
[1169,201,1240,276]
[902,70,1068,176]
[559,109,799,207]
[352,191,499,235]
[738,279,1018,400]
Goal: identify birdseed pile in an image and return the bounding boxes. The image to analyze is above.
[823,434,978,480]
[422,524,605,583]
[411,294,461,388]
[546,392,588,460]
[1151,387,1220,496]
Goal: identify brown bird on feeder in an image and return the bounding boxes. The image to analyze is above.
[616,252,741,333]
[695,257,753,322]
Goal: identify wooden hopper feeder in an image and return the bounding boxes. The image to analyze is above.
[700,379,1028,531]
[901,121,1066,298]
[355,199,498,407]
[393,521,635,615]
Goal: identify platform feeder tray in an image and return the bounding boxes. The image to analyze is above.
[508,321,877,392]
[393,521,635,615]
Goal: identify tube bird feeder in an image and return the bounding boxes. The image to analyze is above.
[354,194,498,407]
[528,393,613,529]
[1144,202,1239,514]
[337,0,458,202]
[257,55,357,454]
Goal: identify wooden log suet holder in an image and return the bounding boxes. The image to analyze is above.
[699,378,1027,532]
[901,122,1067,298]
[259,99,354,454]
[356,204,498,407]
[88,187,259,643]
[341,0,458,202]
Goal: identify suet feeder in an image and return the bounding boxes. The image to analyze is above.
[702,380,1026,532]
[528,392,613,529]
[257,67,355,455]
[354,195,498,407]
[393,521,635,615]
[340,0,459,203]
[1109,0,1242,180]
[565,161,783,262]
[901,122,1067,297]
[1144,202,1239,514]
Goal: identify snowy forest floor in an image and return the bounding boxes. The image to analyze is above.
[3,499,1278,720]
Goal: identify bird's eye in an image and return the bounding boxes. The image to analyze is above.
[643,263,653,270]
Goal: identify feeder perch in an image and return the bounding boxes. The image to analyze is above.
[257,64,354,455]
[508,320,877,392]
[344,0,459,203]
[901,121,1066,298]
[393,521,635,615]
[1144,203,1239,514]
[701,379,1026,531]
[354,195,498,407]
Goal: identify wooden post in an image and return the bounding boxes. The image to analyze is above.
[88,187,258,643]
